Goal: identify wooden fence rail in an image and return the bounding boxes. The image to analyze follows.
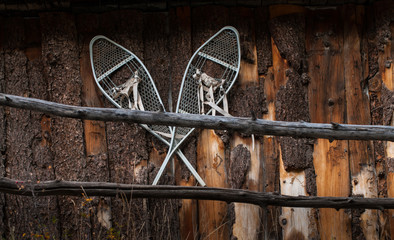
[0,177,393,209]
[1,93,394,141]
[1,93,394,210]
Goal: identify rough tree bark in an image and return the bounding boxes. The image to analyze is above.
[0,3,393,238]
[40,12,87,239]
[76,13,112,237]
[228,7,264,240]
[269,5,319,239]
[3,16,60,239]
[143,11,180,240]
[101,10,151,239]
[0,16,5,238]
[255,7,283,240]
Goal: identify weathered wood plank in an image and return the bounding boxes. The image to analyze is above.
[143,11,181,240]
[389,19,394,239]
[343,5,378,239]
[256,7,282,237]
[196,130,229,239]
[0,16,5,237]
[364,2,393,237]
[192,5,230,239]
[169,6,199,240]
[306,8,351,239]
[261,8,283,238]
[76,13,112,236]
[228,6,263,240]
[98,10,151,239]
[384,14,394,238]
[3,16,60,239]
[269,5,319,239]
[40,12,87,239]
[261,134,281,239]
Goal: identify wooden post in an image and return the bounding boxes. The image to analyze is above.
[306,8,352,239]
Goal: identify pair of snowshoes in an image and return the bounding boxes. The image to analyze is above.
[89,27,241,186]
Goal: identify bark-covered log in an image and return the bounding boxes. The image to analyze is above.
[2,93,394,141]
[0,177,393,210]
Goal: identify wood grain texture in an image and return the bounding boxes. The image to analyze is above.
[261,12,283,236]
[143,12,181,240]
[228,7,263,240]
[169,7,199,240]
[385,17,394,239]
[343,5,378,239]
[197,130,229,239]
[261,135,281,239]
[269,5,318,239]
[76,13,112,237]
[192,6,230,239]
[306,8,351,239]
[273,26,309,240]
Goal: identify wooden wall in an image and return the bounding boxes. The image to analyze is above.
[0,1,393,239]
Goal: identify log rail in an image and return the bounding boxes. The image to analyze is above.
[1,93,394,210]
[0,178,393,210]
[1,93,394,141]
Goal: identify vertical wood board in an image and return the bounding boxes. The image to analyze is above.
[98,10,151,239]
[169,6,199,240]
[192,5,230,240]
[76,13,112,235]
[228,7,263,240]
[0,16,5,237]
[40,12,88,238]
[306,8,351,239]
[343,5,378,239]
